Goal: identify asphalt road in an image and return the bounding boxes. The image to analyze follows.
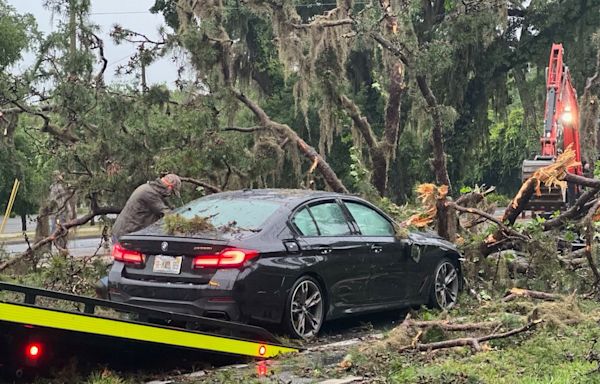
[0,215,37,233]
[3,237,110,257]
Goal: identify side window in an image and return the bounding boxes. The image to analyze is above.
[292,207,319,236]
[309,202,352,236]
[345,201,394,236]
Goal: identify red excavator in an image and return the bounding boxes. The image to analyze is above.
[522,43,583,212]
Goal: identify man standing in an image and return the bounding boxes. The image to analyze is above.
[111,174,182,243]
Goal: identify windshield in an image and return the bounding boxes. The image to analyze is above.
[174,197,282,230]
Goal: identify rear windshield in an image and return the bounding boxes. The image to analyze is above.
[174,197,282,230]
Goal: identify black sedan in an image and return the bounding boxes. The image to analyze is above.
[105,189,462,339]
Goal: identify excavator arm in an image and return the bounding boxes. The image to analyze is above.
[522,43,582,213]
[541,43,582,175]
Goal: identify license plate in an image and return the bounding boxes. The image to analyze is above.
[152,255,183,274]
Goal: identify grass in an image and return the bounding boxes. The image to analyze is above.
[346,296,600,384]
[387,323,599,383]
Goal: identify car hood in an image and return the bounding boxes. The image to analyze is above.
[408,231,459,253]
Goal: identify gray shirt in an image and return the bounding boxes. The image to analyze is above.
[111,179,171,240]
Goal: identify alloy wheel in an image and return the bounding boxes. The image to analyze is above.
[434,261,459,310]
[290,279,323,339]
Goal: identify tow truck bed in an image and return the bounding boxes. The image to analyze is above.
[0,282,298,377]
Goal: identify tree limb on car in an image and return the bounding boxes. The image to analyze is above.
[180,177,221,194]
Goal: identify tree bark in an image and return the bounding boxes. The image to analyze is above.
[543,187,599,230]
[416,75,451,191]
[501,177,537,225]
[383,62,405,164]
[502,288,561,302]
[513,66,538,136]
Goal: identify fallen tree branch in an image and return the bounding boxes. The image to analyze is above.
[502,288,561,302]
[544,188,600,230]
[405,320,501,331]
[448,202,528,241]
[0,206,121,272]
[233,89,349,193]
[564,173,600,189]
[455,191,485,207]
[180,177,221,194]
[399,320,542,352]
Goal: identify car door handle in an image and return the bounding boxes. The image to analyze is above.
[370,244,383,254]
[315,245,333,255]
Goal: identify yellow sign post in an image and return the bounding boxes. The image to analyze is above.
[0,179,21,234]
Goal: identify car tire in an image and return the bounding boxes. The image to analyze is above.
[429,257,460,310]
[284,276,325,339]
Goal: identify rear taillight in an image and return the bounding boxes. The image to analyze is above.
[112,243,144,264]
[193,248,259,269]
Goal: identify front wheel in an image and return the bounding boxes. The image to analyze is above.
[429,258,460,310]
[284,276,325,339]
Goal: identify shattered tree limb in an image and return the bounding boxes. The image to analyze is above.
[233,89,349,194]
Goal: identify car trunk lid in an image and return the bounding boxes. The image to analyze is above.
[119,235,230,284]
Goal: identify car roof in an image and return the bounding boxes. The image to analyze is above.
[202,188,350,206]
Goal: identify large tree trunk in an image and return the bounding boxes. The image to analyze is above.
[338,61,405,198]
[338,94,388,196]
[513,66,538,136]
[371,148,388,196]
[416,75,451,191]
[383,62,405,163]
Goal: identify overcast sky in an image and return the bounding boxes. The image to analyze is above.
[7,0,179,86]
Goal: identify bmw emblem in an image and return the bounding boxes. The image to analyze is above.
[161,241,169,252]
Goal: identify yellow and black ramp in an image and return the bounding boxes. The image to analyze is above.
[0,282,298,361]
